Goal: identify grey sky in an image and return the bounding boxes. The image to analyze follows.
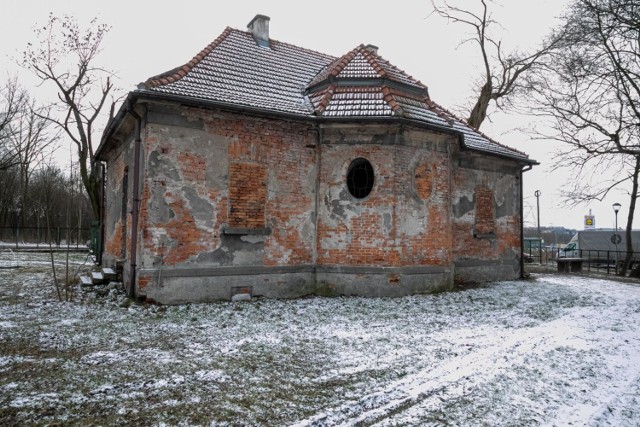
[3,0,630,231]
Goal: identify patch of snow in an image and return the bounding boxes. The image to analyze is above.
[2,255,640,426]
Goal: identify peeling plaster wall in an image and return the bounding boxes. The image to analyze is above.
[139,106,228,270]
[102,135,133,270]
[135,105,317,302]
[101,104,526,302]
[451,152,523,285]
[315,125,455,295]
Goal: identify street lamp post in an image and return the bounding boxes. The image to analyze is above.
[613,202,621,274]
[535,190,541,263]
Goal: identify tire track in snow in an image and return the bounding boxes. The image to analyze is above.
[585,372,640,426]
[291,310,612,427]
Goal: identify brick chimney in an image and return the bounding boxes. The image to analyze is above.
[247,14,270,47]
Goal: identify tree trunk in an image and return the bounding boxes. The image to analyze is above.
[626,158,640,277]
[45,203,62,302]
[78,146,100,220]
[467,80,493,130]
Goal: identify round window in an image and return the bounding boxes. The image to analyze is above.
[346,158,374,199]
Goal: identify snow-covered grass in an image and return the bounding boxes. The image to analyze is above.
[1,252,640,426]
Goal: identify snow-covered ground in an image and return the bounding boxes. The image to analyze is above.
[1,252,640,426]
[0,241,89,250]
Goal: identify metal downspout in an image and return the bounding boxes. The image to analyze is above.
[520,165,533,279]
[98,162,106,265]
[128,107,142,299]
[313,125,323,285]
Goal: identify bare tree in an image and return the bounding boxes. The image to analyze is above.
[528,0,640,274]
[8,99,59,226]
[0,167,18,227]
[430,0,560,129]
[0,77,28,170]
[22,14,116,220]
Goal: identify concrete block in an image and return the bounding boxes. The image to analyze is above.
[231,293,252,302]
[102,267,118,281]
[91,271,105,284]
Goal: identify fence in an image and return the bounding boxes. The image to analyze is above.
[525,243,640,276]
[0,227,90,250]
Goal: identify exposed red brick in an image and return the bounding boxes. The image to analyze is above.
[475,186,495,235]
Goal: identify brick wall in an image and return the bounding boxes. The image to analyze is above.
[451,153,522,267]
[105,218,124,258]
[475,186,495,235]
[398,147,452,266]
[316,126,453,267]
[103,103,524,296]
[228,162,267,228]
[139,106,317,268]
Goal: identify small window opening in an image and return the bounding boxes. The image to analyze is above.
[347,158,374,199]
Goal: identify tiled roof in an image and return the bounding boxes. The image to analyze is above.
[143,28,334,115]
[139,26,531,163]
[311,86,396,117]
[306,45,426,92]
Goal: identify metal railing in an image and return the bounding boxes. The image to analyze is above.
[0,226,90,250]
[525,245,640,276]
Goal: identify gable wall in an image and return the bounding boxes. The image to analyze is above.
[451,151,523,284]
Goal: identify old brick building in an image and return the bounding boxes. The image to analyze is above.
[96,15,536,303]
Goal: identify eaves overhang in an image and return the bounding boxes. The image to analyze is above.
[96,89,537,166]
[305,77,428,98]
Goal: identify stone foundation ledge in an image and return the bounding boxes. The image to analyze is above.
[137,264,454,304]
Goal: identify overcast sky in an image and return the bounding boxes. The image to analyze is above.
[2,0,633,232]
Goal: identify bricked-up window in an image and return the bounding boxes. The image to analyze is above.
[475,186,495,235]
[228,162,267,228]
[347,158,374,199]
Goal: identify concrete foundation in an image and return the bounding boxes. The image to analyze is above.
[138,265,454,304]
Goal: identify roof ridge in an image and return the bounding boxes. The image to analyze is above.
[314,86,335,114]
[358,44,387,78]
[144,27,337,90]
[381,86,404,115]
[358,45,428,90]
[306,47,372,89]
[425,99,458,124]
[143,27,234,88]
[331,48,359,77]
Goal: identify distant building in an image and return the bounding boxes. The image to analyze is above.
[96,15,537,303]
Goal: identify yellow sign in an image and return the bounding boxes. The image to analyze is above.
[584,215,595,229]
